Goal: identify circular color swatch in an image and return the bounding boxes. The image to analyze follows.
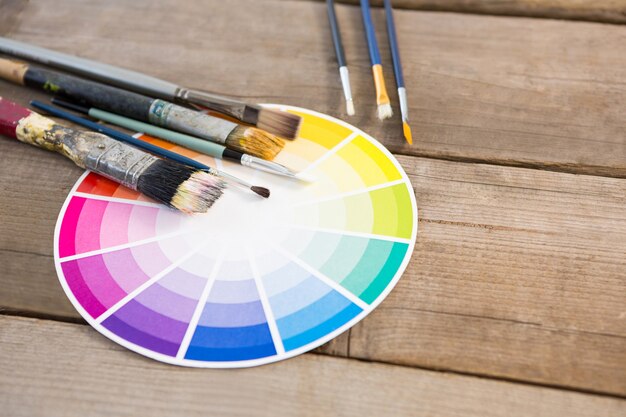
[54,105,418,367]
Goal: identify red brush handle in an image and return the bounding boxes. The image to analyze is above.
[0,97,32,139]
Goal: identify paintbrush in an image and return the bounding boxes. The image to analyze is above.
[0,97,225,213]
[326,0,355,116]
[0,57,285,160]
[0,37,302,140]
[360,0,393,120]
[50,98,301,181]
[30,100,270,198]
[384,0,412,144]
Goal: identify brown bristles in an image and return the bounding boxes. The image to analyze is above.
[251,186,271,199]
[256,108,302,140]
[225,125,285,160]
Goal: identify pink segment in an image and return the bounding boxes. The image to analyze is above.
[100,202,133,249]
[74,198,107,254]
[58,197,86,258]
[128,205,159,242]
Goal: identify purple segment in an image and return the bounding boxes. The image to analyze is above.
[102,311,180,357]
[74,254,127,312]
[157,267,206,300]
[131,241,171,277]
[134,282,199,322]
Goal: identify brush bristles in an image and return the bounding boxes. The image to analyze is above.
[226,125,285,160]
[251,186,271,198]
[257,108,302,140]
[377,103,393,121]
[137,160,225,214]
[346,100,355,116]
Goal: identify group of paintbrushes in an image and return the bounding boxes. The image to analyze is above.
[0,37,306,214]
[327,0,412,144]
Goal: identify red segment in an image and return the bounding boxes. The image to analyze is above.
[0,98,32,139]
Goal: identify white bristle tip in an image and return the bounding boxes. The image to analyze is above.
[377,103,393,120]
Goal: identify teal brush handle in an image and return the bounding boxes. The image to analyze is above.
[88,108,228,159]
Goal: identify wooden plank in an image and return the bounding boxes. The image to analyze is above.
[327,0,626,24]
[1,316,624,417]
[2,0,625,177]
[1,127,625,393]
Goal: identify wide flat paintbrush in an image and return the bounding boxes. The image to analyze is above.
[31,100,270,197]
[0,37,302,139]
[50,98,301,181]
[0,97,225,214]
[0,57,285,160]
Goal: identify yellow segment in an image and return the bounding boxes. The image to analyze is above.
[289,110,352,149]
[335,135,402,187]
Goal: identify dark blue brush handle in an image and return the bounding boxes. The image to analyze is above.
[360,0,381,66]
[327,0,346,68]
[29,100,210,172]
[384,0,404,88]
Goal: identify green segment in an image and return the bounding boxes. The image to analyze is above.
[369,183,413,239]
[357,243,408,304]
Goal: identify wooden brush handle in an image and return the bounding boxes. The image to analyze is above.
[0,58,28,85]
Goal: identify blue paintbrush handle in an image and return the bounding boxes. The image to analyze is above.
[360,0,381,66]
[29,100,210,172]
[384,0,404,88]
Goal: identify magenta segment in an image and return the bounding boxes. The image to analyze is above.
[74,198,108,255]
[101,248,151,293]
[134,280,201,322]
[128,205,159,242]
[99,202,133,249]
[58,197,86,258]
[61,260,107,318]
[75,254,128,313]
[131,241,172,277]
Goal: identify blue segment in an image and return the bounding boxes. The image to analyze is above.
[270,276,330,318]
[282,303,362,352]
[185,322,276,361]
[275,289,363,351]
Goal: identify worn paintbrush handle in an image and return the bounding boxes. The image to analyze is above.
[0,57,154,122]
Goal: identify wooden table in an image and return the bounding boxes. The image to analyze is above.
[1,0,625,415]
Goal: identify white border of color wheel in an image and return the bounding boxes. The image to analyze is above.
[53,105,418,368]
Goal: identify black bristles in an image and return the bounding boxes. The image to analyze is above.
[251,186,271,199]
[136,159,194,208]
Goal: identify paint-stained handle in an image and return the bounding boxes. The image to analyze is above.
[0,58,28,85]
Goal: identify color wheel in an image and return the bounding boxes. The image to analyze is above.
[53,105,418,367]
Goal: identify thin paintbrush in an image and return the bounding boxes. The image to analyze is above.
[384,0,412,144]
[30,100,270,198]
[326,0,355,116]
[0,58,285,160]
[50,98,300,180]
[0,37,302,140]
[0,97,225,213]
[360,0,393,120]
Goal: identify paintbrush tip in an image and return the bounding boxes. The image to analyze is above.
[377,102,393,120]
[257,108,302,140]
[226,125,285,160]
[346,100,355,116]
[251,186,271,198]
[403,121,413,145]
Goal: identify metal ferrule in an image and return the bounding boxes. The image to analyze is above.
[174,87,256,123]
[339,66,353,102]
[398,87,409,121]
[84,139,158,190]
[148,99,237,144]
[241,154,298,178]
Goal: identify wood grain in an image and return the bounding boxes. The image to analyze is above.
[1,315,624,417]
[1,128,624,394]
[2,0,625,177]
[325,0,626,24]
